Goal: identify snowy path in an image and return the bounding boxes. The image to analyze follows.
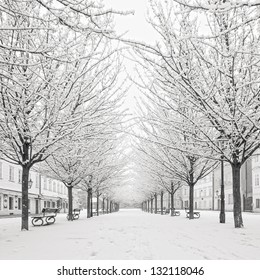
[0,209,260,260]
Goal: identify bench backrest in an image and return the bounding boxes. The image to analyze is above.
[73,208,81,213]
[42,208,59,216]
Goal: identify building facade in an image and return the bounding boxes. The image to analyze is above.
[0,160,80,216]
[179,152,260,213]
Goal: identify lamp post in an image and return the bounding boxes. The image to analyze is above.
[220,154,225,223]
[170,181,174,216]
[87,175,92,218]
[217,136,226,224]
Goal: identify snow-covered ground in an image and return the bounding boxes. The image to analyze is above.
[0,209,260,260]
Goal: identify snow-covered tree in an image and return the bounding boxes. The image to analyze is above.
[0,0,128,230]
[130,0,260,227]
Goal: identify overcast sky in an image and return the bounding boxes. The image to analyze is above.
[105,0,155,43]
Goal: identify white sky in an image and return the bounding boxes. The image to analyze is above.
[104,0,156,43]
[103,0,157,120]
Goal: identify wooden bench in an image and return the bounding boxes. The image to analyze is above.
[31,208,59,226]
[185,207,200,219]
[172,208,181,216]
[67,208,81,220]
[161,208,170,215]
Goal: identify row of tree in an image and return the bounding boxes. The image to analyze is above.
[0,0,128,230]
[129,0,260,228]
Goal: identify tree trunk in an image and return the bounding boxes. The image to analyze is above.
[110,200,112,213]
[106,198,109,214]
[161,191,163,215]
[154,194,157,214]
[102,197,105,214]
[97,191,99,216]
[189,183,194,219]
[21,165,30,230]
[87,188,91,218]
[151,198,153,213]
[231,164,244,228]
[90,190,93,217]
[147,200,150,212]
[67,186,73,221]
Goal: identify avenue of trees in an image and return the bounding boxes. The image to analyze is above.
[1,0,260,231]
[0,0,128,230]
[130,0,260,228]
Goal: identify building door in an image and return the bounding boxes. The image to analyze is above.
[243,196,253,212]
[35,199,39,214]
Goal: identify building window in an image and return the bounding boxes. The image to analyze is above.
[0,162,3,179]
[256,199,260,208]
[255,174,260,186]
[44,201,47,208]
[36,174,39,188]
[18,169,22,184]
[9,166,15,182]
[52,201,55,208]
[53,182,56,192]
[43,177,47,190]
[228,194,233,204]
[18,198,22,210]
[48,179,52,191]
[9,197,14,210]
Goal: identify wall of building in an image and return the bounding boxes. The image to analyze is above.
[251,152,260,213]
[0,160,80,216]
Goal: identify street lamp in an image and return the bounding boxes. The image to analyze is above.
[217,135,226,224]
[28,179,33,189]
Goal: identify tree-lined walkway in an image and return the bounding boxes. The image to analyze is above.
[0,209,260,260]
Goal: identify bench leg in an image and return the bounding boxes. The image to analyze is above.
[45,216,55,225]
[32,217,44,226]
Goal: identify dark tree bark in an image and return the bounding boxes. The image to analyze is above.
[232,164,244,228]
[154,193,157,214]
[189,183,195,219]
[21,164,30,230]
[67,186,73,221]
[151,197,153,213]
[147,200,150,212]
[102,197,105,214]
[87,187,92,218]
[96,191,99,216]
[161,191,164,215]
[90,190,93,217]
[106,198,109,213]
